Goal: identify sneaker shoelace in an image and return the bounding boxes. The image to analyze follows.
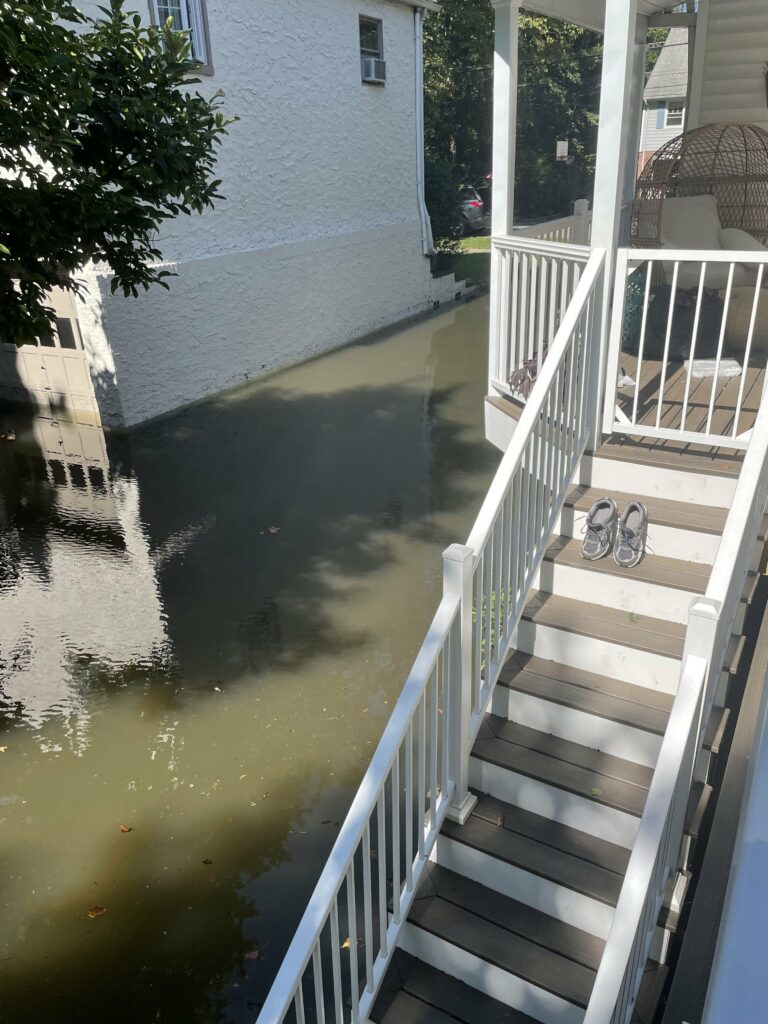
[582,519,611,548]
[618,523,643,552]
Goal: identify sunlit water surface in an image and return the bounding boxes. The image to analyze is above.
[0,296,497,1023]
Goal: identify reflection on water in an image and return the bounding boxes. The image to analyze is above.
[0,297,497,1023]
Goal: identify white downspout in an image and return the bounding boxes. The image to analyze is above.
[414,7,434,255]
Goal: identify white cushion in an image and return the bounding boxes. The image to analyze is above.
[660,194,722,251]
[719,227,768,252]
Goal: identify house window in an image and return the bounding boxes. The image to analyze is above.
[360,16,383,60]
[152,1,212,70]
[666,102,684,128]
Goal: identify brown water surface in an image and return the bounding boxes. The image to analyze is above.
[0,296,497,1024]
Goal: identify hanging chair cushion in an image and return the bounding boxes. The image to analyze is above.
[719,227,768,253]
[724,287,768,353]
[660,194,722,251]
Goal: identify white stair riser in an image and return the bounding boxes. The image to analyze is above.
[469,757,639,850]
[578,454,736,508]
[556,506,721,565]
[491,686,661,769]
[535,559,698,625]
[516,619,681,694]
[399,922,585,1024]
[434,834,614,940]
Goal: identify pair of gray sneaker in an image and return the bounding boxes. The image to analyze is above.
[580,498,648,568]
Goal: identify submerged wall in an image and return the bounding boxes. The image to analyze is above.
[74,0,458,428]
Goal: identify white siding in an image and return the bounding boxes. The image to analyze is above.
[699,0,768,131]
[73,1,457,427]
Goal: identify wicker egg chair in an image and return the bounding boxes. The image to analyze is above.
[631,123,768,248]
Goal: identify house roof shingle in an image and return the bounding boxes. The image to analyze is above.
[644,27,689,102]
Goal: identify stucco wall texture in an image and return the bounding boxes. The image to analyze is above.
[75,0,460,427]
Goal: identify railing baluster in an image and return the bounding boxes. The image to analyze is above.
[430,668,438,830]
[330,903,343,1024]
[404,721,413,889]
[680,262,707,434]
[294,982,306,1024]
[519,252,529,370]
[346,867,360,1021]
[312,946,326,1024]
[732,264,765,438]
[509,250,519,382]
[377,794,387,957]
[655,261,680,430]
[706,262,734,436]
[417,695,426,857]
[391,756,401,925]
[362,825,374,994]
[537,255,548,377]
[631,259,653,427]
[529,253,539,362]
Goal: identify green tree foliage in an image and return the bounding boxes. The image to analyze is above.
[0,0,235,341]
[423,2,602,235]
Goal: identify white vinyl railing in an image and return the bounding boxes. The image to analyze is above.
[585,387,768,1024]
[489,234,590,393]
[513,198,592,245]
[257,246,607,1024]
[604,248,768,448]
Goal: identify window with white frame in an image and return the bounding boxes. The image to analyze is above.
[359,16,383,60]
[665,101,684,128]
[152,1,211,69]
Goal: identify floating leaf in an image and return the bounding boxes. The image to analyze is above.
[261,792,270,800]
[341,938,351,949]
[244,948,261,961]
[87,906,106,919]
[119,824,132,833]
[268,527,280,534]
[239,774,248,781]
[202,859,213,865]
[0,746,7,753]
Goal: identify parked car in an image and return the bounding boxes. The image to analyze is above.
[460,186,485,233]
[473,173,492,216]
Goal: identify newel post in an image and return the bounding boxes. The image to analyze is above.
[683,596,722,778]
[443,543,478,825]
[573,199,590,245]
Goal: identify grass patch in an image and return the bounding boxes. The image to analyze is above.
[459,235,491,252]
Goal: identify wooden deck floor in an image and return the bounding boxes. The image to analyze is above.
[615,353,765,452]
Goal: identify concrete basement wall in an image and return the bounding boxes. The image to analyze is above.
[74,0,459,427]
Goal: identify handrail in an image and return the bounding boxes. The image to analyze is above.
[470,248,605,556]
[256,592,460,1024]
[585,379,768,1024]
[259,246,607,1024]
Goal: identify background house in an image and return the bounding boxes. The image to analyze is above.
[638,26,689,172]
[66,0,461,428]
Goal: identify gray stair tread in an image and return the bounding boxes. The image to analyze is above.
[499,652,670,735]
[565,483,768,538]
[594,436,743,478]
[442,791,626,905]
[521,591,686,659]
[544,535,710,593]
[473,715,650,817]
[373,954,539,1024]
[409,864,601,1009]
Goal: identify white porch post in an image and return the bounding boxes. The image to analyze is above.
[443,543,477,825]
[587,0,640,449]
[488,0,521,391]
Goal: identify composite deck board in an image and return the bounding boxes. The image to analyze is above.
[481,716,654,789]
[409,865,601,1007]
[564,483,739,535]
[543,535,711,593]
[522,591,687,658]
[469,791,632,877]
[379,955,541,1024]
[597,432,744,475]
[474,717,650,816]
[442,794,625,905]
[375,990,460,1024]
[500,652,675,715]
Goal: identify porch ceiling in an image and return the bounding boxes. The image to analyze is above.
[522,0,682,33]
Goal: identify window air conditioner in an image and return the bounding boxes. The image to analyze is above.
[361,57,386,84]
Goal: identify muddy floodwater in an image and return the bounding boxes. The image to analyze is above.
[0,296,497,1024]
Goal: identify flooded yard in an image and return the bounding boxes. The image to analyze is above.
[0,296,497,1024]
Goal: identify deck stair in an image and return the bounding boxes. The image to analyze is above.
[370,446,748,1024]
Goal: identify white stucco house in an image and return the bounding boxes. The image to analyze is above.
[65,0,462,428]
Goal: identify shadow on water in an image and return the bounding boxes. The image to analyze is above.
[0,297,497,1022]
